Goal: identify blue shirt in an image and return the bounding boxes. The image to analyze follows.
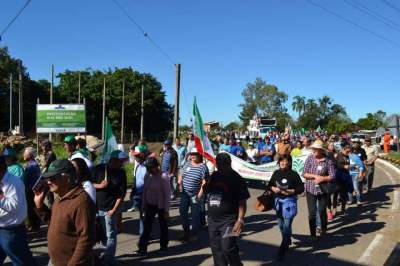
[24,160,41,190]
[219,144,231,153]
[257,141,264,151]
[230,145,245,158]
[161,150,172,173]
[349,153,364,177]
[7,163,24,181]
[260,143,275,163]
[173,144,187,168]
[182,161,208,196]
[135,163,147,194]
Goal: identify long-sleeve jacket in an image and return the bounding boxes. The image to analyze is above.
[36,186,96,266]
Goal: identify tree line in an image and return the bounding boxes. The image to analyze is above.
[238,78,389,133]
[0,47,173,141]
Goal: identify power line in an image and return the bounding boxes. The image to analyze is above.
[351,0,400,28]
[381,0,400,14]
[111,0,176,65]
[0,0,32,41]
[343,0,400,33]
[305,0,400,48]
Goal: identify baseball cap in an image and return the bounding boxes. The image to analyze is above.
[132,144,148,156]
[2,148,16,158]
[42,159,76,179]
[64,135,77,144]
[164,139,172,146]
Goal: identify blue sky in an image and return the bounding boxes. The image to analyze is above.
[1,0,400,126]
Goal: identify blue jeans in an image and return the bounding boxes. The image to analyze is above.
[0,225,36,266]
[179,191,201,235]
[349,175,363,202]
[129,193,144,235]
[277,216,294,248]
[98,210,117,266]
[367,165,375,190]
[136,196,144,236]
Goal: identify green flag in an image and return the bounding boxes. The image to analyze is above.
[101,117,118,163]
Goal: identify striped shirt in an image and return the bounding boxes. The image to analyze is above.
[182,161,208,196]
[161,150,172,174]
[303,155,336,195]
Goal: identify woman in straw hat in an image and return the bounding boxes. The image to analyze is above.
[302,140,336,238]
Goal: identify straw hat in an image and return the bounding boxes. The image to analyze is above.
[310,140,324,150]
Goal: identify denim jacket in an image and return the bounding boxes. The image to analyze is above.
[274,196,298,219]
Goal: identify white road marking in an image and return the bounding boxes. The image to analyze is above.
[357,160,400,264]
[357,234,384,265]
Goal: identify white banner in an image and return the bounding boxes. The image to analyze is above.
[227,153,307,182]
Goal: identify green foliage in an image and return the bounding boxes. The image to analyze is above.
[296,95,348,131]
[356,110,388,130]
[0,47,173,140]
[56,68,173,141]
[0,47,50,133]
[224,121,241,131]
[292,95,306,118]
[325,115,353,134]
[239,78,290,131]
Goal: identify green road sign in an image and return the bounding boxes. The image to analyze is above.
[36,104,86,133]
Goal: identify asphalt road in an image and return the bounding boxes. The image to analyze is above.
[9,161,400,266]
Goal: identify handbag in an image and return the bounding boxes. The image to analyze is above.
[255,190,274,212]
[319,181,336,194]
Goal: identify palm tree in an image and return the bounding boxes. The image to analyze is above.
[291,95,306,118]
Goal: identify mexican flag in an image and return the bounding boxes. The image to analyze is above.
[101,117,118,163]
[193,98,216,164]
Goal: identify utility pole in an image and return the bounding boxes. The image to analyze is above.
[120,80,125,144]
[49,64,54,141]
[102,78,106,140]
[78,71,81,104]
[9,74,12,133]
[396,115,400,152]
[140,82,144,140]
[173,63,181,140]
[18,60,23,135]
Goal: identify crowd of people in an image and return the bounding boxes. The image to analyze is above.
[0,128,384,265]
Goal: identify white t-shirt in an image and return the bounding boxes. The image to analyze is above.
[82,181,96,204]
[246,148,258,163]
[0,172,27,227]
[70,151,93,169]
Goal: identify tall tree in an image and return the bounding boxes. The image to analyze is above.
[239,78,289,131]
[291,95,306,118]
[356,110,388,130]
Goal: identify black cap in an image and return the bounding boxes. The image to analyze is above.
[42,159,76,179]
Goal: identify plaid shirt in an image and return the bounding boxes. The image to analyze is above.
[303,155,336,195]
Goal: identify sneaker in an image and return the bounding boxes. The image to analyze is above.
[127,207,137,212]
[133,250,147,258]
[327,210,333,221]
[356,201,361,206]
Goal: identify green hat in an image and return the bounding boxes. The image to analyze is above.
[2,148,16,158]
[42,159,76,179]
[64,135,77,144]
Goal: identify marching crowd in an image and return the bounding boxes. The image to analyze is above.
[0,129,383,265]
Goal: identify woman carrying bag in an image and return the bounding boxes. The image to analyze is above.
[303,140,336,239]
[267,154,304,261]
